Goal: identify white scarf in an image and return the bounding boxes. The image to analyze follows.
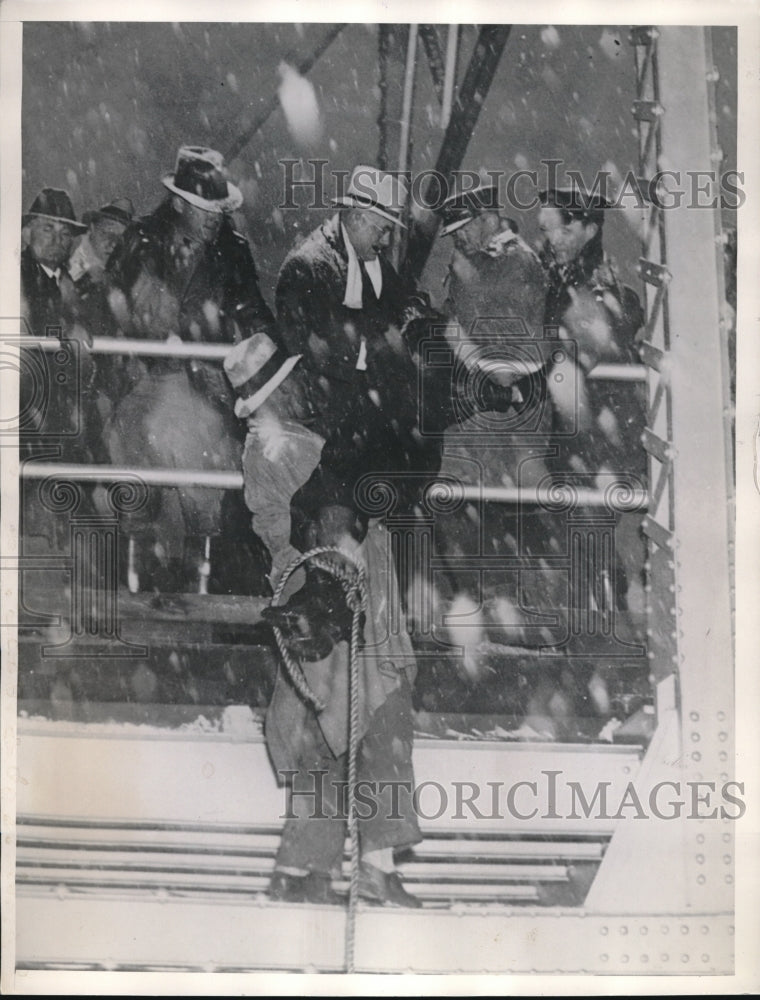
[341,222,382,309]
[483,228,519,257]
[39,262,62,284]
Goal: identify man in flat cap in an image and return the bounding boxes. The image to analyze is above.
[537,185,644,473]
[436,181,552,469]
[432,182,568,671]
[102,146,276,593]
[439,182,548,345]
[526,184,646,735]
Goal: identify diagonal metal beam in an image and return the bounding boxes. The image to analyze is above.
[403,24,511,278]
[225,23,347,161]
[418,24,445,103]
[376,24,394,169]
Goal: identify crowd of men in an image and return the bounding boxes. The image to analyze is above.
[20,146,646,907]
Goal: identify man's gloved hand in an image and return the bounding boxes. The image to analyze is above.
[262,566,364,663]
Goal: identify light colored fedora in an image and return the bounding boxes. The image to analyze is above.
[224,333,302,418]
[333,164,408,228]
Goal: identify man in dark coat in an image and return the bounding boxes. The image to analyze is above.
[21,187,87,342]
[538,185,645,474]
[436,182,553,485]
[433,184,565,663]
[265,165,442,907]
[69,197,134,292]
[525,185,647,735]
[102,146,276,592]
[19,189,97,549]
[275,169,436,490]
[234,166,521,904]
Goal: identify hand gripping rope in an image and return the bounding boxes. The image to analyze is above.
[269,546,368,975]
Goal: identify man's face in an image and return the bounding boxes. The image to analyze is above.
[28,217,76,269]
[452,212,500,255]
[345,209,394,261]
[174,197,224,245]
[89,218,127,263]
[538,206,598,266]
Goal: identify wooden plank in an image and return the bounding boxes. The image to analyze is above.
[19,581,271,627]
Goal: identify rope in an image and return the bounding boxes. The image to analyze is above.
[268,545,367,974]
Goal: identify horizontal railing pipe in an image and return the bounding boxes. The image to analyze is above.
[20,463,649,511]
[19,336,648,381]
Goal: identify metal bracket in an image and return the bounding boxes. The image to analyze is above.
[632,99,664,122]
[637,258,671,287]
[629,26,659,46]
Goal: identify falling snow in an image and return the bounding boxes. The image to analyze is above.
[277,61,323,147]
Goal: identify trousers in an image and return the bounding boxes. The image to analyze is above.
[275,672,420,875]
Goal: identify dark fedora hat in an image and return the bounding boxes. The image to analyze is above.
[83,196,134,228]
[538,185,612,226]
[437,182,500,236]
[23,187,87,232]
[162,146,242,213]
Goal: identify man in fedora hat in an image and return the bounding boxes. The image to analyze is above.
[21,187,87,339]
[267,166,455,905]
[225,327,425,908]
[275,164,441,535]
[19,188,98,549]
[224,332,324,604]
[69,196,133,289]
[102,146,276,593]
[106,145,274,355]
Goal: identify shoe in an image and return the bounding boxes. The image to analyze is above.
[268,870,341,905]
[357,862,422,908]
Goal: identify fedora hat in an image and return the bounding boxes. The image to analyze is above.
[23,188,87,233]
[437,182,500,237]
[162,146,243,213]
[333,164,408,228]
[83,196,134,228]
[224,333,302,418]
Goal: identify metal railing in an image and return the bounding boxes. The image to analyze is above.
[20,334,648,382]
